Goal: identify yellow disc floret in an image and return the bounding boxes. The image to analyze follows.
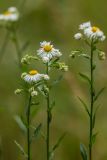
[92,26,100,32]
[3,11,11,16]
[43,45,52,52]
[29,70,38,75]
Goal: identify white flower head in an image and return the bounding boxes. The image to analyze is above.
[74,33,82,40]
[22,69,49,84]
[84,26,106,41]
[79,21,91,30]
[37,41,62,63]
[0,6,19,23]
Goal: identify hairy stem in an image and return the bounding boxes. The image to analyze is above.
[89,41,94,160]
[46,63,50,160]
[27,95,32,160]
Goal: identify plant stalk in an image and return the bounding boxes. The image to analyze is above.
[89,40,94,160]
[46,63,50,160]
[27,95,32,160]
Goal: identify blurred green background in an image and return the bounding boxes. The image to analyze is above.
[0,0,107,159]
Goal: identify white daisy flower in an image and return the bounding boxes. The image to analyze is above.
[74,33,82,40]
[22,70,49,84]
[79,21,91,30]
[0,7,19,23]
[37,41,62,63]
[84,26,106,41]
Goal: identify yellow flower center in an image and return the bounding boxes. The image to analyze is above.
[29,70,38,75]
[3,11,11,16]
[43,45,52,52]
[92,26,100,32]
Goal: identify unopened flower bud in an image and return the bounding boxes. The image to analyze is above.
[31,91,38,97]
[98,51,106,60]
[74,33,82,40]
[14,89,23,95]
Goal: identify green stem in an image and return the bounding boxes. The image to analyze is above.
[13,29,22,68]
[0,30,9,63]
[27,95,32,160]
[89,41,94,160]
[46,63,50,160]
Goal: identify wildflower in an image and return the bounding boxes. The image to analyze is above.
[0,7,19,23]
[74,33,82,40]
[84,26,106,41]
[22,69,49,83]
[75,21,106,42]
[37,41,62,63]
[98,51,106,60]
[79,21,91,30]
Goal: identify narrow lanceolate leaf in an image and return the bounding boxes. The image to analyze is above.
[92,105,100,129]
[32,123,42,139]
[80,143,88,160]
[91,133,98,146]
[49,133,66,160]
[14,115,27,133]
[94,87,105,102]
[30,123,42,142]
[51,133,66,152]
[79,73,91,85]
[14,140,27,158]
[78,97,90,116]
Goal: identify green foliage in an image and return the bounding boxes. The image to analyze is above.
[80,143,88,160]
[78,97,90,116]
[49,133,66,160]
[14,140,27,158]
[94,87,105,102]
[14,115,27,133]
[79,73,91,85]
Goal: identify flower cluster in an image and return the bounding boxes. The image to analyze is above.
[21,70,49,84]
[72,21,106,60]
[74,21,106,42]
[0,7,19,26]
[15,69,49,97]
[37,41,62,63]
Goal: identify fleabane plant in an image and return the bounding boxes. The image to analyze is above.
[0,6,26,67]
[70,22,106,160]
[0,7,19,25]
[37,41,68,160]
[15,64,49,160]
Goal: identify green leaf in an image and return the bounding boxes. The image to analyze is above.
[78,97,90,116]
[91,133,98,145]
[14,140,27,158]
[32,123,42,139]
[92,105,100,129]
[49,133,66,160]
[51,133,66,152]
[94,87,105,102]
[14,115,27,133]
[80,143,87,160]
[79,73,91,85]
